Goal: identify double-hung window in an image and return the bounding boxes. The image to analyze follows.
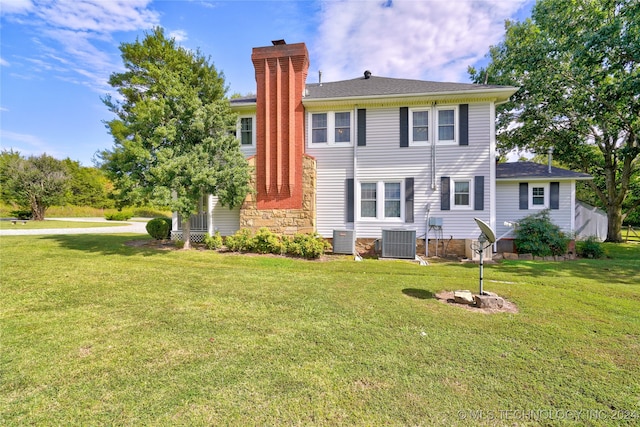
[437,106,457,144]
[530,184,548,209]
[360,183,377,218]
[384,183,401,218]
[309,111,352,145]
[359,181,403,220]
[411,110,429,145]
[454,180,470,207]
[237,116,255,147]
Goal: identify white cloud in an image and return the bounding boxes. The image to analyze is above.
[0,57,9,66]
[0,106,9,112]
[313,0,531,83]
[169,29,188,42]
[0,0,34,15]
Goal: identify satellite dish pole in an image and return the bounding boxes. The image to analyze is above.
[473,218,496,296]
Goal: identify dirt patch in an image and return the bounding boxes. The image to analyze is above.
[435,291,519,314]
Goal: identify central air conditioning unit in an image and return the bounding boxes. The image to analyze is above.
[332,230,355,254]
[381,229,416,259]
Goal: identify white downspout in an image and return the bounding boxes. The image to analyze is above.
[353,105,362,261]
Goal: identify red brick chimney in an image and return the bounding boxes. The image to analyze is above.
[251,41,309,209]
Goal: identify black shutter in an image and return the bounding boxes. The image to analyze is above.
[441,176,450,210]
[346,178,354,222]
[550,182,560,209]
[519,183,528,210]
[474,175,484,210]
[357,109,366,146]
[405,177,414,223]
[459,104,469,146]
[400,107,409,147]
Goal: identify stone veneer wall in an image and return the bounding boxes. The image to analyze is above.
[240,155,316,235]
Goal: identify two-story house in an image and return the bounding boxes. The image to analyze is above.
[171,40,591,257]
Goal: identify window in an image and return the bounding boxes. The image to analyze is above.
[308,111,352,145]
[454,180,470,207]
[437,106,457,144]
[360,183,377,218]
[384,183,401,218]
[530,184,549,209]
[240,117,253,145]
[312,113,327,143]
[412,110,429,143]
[359,181,404,220]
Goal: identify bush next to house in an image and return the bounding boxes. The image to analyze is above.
[225,228,254,252]
[284,233,330,259]
[514,210,570,256]
[146,217,172,240]
[576,236,606,259]
[252,228,284,254]
[203,231,223,250]
[221,228,329,259]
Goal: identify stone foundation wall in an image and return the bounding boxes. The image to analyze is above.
[240,155,316,235]
[328,238,471,258]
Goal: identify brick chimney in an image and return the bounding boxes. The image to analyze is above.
[251,41,309,209]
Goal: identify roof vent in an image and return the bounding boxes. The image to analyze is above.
[364,70,372,79]
[271,39,286,45]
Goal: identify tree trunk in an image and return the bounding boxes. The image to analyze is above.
[31,198,45,221]
[606,204,623,243]
[182,217,192,250]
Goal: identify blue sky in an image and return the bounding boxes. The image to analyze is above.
[1,0,535,166]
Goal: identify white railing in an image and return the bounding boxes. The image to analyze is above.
[177,212,208,231]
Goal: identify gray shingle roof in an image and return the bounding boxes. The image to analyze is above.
[497,162,592,180]
[305,75,514,99]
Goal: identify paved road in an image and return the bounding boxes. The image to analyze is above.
[0,218,149,236]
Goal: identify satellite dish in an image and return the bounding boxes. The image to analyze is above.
[474,218,496,244]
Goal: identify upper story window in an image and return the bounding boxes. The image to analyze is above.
[437,106,457,144]
[237,116,255,147]
[410,109,429,145]
[309,111,352,145]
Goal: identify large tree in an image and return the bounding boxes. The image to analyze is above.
[0,151,70,220]
[470,0,639,242]
[99,27,251,249]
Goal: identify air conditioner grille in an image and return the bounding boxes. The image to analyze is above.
[382,229,416,259]
[333,230,355,254]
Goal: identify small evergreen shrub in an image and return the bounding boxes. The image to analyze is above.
[146,217,172,240]
[577,236,605,259]
[11,210,32,220]
[225,228,254,252]
[105,210,133,221]
[252,227,284,254]
[514,210,570,256]
[285,233,329,259]
[204,231,223,250]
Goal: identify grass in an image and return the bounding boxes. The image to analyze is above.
[0,220,124,230]
[1,235,639,426]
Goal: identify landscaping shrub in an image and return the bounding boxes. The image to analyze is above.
[203,231,223,250]
[252,227,284,254]
[225,228,254,252]
[577,236,606,259]
[284,233,329,259]
[514,209,570,256]
[146,217,172,240]
[11,210,32,220]
[105,210,133,221]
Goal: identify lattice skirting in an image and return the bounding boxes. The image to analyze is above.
[171,231,208,243]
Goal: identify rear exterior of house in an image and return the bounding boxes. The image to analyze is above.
[172,40,589,256]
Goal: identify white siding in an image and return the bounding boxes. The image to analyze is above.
[495,181,576,239]
[210,196,240,236]
[309,102,495,239]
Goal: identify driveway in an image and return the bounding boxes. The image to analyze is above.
[0,218,149,236]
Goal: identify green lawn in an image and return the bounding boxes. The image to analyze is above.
[1,235,639,426]
[0,219,123,230]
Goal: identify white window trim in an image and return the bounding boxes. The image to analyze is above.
[409,108,431,146]
[529,183,549,209]
[307,111,353,146]
[436,105,458,145]
[451,178,473,210]
[237,115,256,147]
[357,180,405,221]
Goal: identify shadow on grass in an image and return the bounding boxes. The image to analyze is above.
[41,234,170,257]
[402,288,435,299]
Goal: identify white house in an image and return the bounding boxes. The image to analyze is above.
[172,40,592,257]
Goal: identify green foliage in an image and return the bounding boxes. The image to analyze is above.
[146,217,172,240]
[252,227,284,254]
[105,211,133,221]
[515,210,570,256]
[0,151,70,220]
[203,231,223,250]
[225,228,254,252]
[284,233,329,259]
[577,236,606,259]
[61,159,114,209]
[10,210,32,220]
[470,0,640,242]
[99,27,251,248]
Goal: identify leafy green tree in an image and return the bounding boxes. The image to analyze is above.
[470,0,640,242]
[99,27,251,249]
[0,151,69,220]
[62,159,114,208]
